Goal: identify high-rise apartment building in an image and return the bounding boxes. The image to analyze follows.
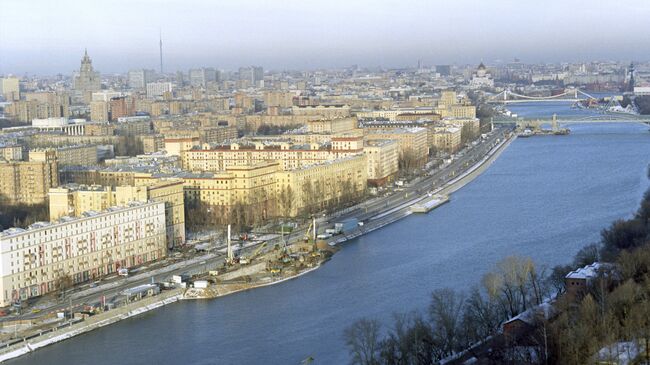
[128,69,156,89]
[188,68,218,88]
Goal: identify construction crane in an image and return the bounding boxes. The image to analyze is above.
[239,242,267,265]
[303,216,317,243]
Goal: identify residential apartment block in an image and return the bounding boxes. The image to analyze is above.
[0,201,167,306]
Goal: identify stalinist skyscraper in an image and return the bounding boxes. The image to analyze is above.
[73,49,101,103]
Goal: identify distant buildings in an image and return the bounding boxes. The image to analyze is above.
[189,68,218,88]
[146,82,172,98]
[436,65,451,77]
[292,104,351,119]
[127,69,155,89]
[4,92,70,122]
[1,77,20,101]
[239,66,263,86]
[29,145,98,167]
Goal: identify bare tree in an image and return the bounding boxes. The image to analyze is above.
[429,288,466,358]
[344,318,381,365]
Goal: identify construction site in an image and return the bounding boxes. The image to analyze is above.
[183,222,337,300]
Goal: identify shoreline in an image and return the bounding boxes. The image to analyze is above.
[0,134,516,363]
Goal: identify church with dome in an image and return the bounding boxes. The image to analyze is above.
[469,62,494,89]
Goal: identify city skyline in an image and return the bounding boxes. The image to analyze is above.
[2,0,650,75]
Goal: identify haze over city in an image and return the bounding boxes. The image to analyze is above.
[1,1,650,364]
[2,0,650,74]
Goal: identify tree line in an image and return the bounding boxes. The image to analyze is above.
[345,180,650,365]
[344,255,552,364]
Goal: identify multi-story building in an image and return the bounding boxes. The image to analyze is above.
[364,127,429,167]
[164,137,199,157]
[5,95,70,123]
[139,134,165,153]
[0,201,167,306]
[73,50,101,103]
[114,117,151,136]
[49,179,185,248]
[188,68,217,88]
[276,155,367,216]
[435,91,477,119]
[127,69,155,89]
[0,160,58,205]
[29,145,98,167]
[0,145,23,162]
[442,117,481,140]
[146,82,172,98]
[109,96,135,121]
[182,139,360,172]
[1,77,20,101]
[306,117,357,134]
[61,155,367,220]
[264,91,294,108]
[238,66,263,84]
[292,104,351,119]
[90,101,110,122]
[431,126,462,153]
[84,122,115,136]
[363,139,399,186]
[355,107,437,121]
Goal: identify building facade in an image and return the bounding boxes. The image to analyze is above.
[73,50,101,103]
[29,145,98,167]
[49,179,185,248]
[0,201,167,306]
[0,160,58,205]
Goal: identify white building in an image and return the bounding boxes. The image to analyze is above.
[146,82,172,98]
[0,201,167,306]
[91,90,129,102]
[31,117,88,135]
[469,63,494,89]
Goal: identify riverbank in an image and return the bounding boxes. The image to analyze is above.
[0,133,516,363]
[0,289,183,363]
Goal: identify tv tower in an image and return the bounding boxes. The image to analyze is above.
[159,30,163,74]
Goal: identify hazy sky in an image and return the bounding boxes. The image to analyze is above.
[1,0,649,75]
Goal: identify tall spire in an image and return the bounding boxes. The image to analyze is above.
[159,30,163,74]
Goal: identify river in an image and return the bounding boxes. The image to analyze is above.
[10,106,650,365]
